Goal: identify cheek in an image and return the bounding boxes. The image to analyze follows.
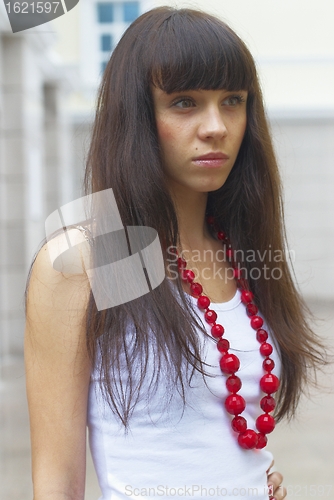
[233,117,247,148]
[156,117,189,154]
[156,120,179,169]
[156,119,177,145]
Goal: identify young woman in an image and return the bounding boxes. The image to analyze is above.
[25,7,325,500]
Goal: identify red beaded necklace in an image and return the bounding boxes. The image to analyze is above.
[175,216,280,450]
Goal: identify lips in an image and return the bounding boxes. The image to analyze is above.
[192,152,229,168]
[193,152,229,161]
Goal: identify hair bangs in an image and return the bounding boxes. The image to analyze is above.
[150,10,255,93]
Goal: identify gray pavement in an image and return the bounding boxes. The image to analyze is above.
[1,301,333,500]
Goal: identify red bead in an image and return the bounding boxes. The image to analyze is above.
[233,268,242,280]
[250,315,264,329]
[217,231,226,241]
[240,290,254,304]
[238,429,258,449]
[260,342,273,356]
[177,257,187,269]
[220,353,240,374]
[262,357,275,372]
[217,338,230,352]
[181,269,195,282]
[256,329,268,343]
[206,215,215,225]
[256,433,268,449]
[197,295,210,309]
[185,269,195,282]
[246,303,258,317]
[256,414,276,434]
[204,309,217,325]
[226,375,242,393]
[260,374,280,394]
[190,282,203,298]
[231,416,247,433]
[211,324,224,338]
[260,395,276,413]
[226,248,234,261]
[225,394,246,415]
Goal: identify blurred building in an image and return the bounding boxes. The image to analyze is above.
[0,4,78,373]
[0,0,333,378]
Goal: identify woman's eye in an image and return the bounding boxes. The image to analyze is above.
[223,95,245,107]
[173,99,195,108]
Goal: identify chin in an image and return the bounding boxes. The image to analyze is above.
[201,171,230,188]
[198,180,228,193]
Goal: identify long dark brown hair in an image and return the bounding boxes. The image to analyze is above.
[27,6,326,427]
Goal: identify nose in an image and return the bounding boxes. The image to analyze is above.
[198,106,227,140]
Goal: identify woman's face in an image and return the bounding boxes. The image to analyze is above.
[152,87,248,197]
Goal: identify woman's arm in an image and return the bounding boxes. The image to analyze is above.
[25,239,92,500]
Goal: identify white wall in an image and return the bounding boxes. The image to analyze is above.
[271,115,334,301]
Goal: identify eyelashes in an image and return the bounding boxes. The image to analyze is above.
[223,94,246,106]
[171,93,247,109]
[172,98,195,108]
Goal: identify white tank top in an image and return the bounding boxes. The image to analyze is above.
[87,288,281,499]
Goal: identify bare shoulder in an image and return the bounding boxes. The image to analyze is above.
[26,228,92,351]
[28,227,91,307]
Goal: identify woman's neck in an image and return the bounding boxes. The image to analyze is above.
[171,189,212,251]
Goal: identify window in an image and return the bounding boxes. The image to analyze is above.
[96,2,141,80]
[123,1,139,22]
[101,34,113,52]
[97,3,114,23]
